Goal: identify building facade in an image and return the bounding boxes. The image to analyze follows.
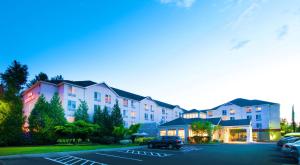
[22,80,185,129]
[159,98,281,143]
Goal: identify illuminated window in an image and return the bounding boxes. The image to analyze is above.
[68,86,76,97]
[167,129,176,136]
[67,117,75,122]
[207,111,213,116]
[68,100,76,111]
[229,109,236,115]
[94,92,101,101]
[131,111,136,118]
[123,98,128,107]
[246,107,252,113]
[256,107,262,111]
[222,116,229,120]
[160,130,166,136]
[178,129,185,141]
[105,94,111,104]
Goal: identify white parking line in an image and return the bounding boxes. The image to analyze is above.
[118,150,173,157]
[96,153,143,162]
[45,155,107,165]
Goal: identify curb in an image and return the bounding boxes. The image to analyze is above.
[0,145,145,160]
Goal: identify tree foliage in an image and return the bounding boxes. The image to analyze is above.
[280,118,293,135]
[28,94,66,144]
[111,101,123,127]
[0,60,28,146]
[191,121,213,136]
[50,75,64,81]
[75,100,89,122]
[27,72,48,88]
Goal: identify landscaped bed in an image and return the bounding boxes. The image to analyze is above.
[0,144,137,156]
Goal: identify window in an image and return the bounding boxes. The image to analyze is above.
[175,111,179,117]
[94,105,100,111]
[124,121,128,127]
[230,117,235,120]
[167,129,176,136]
[162,108,166,114]
[144,113,149,120]
[105,94,111,104]
[160,130,166,136]
[229,109,236,115]
[222,110,227,115]
[256,114,262,121]
[150,105,153,111]
[256,106,262,111]
[207,111,213,117]
[144,104,149,110]
[130,111,136,118]
[123,98,128,107]
[68,100,76,111]
[123,110,127,118]
[150,114,154,121]
[131,100,135,108]
[68,86,76,97]
[246,107,252,113]
[94,92,101,101]
[247,115,252,120]
[256,123,262,129]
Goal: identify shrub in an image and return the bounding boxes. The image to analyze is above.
[134,137,155,145]
[119,139,132,145]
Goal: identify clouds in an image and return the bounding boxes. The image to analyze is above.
[160,0,196,8]
[230,1,260,28]
[277,25,289,40]
[231,40,251,50]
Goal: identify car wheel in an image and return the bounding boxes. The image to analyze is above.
[168,144,174,150]
[148,143,153,149]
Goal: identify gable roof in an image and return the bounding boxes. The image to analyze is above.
[211,98,278,110]
[219,119,251,126]
[111,87,145,101]
[154,100,176,109]
[45,80,97,87]
[160,117,221,126]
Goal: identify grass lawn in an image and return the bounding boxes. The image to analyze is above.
[0,144,137,156]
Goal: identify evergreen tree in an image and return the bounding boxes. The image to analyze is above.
[28,95,54,144]
[93,106,102,125]
[51,75,64,81]
[102,106,113,135]
[111,100,123,127]
[0,60,28,145]
[27,72,48,88]
[49,93,66,126]
[75,100,89,122]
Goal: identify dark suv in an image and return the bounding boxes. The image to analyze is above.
[148,136,183,149]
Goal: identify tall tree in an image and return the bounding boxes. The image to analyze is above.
[0,60,28,97]
[51,75,64,81]
[49,93,66,126]
[27,72,48,88]
[75,100,89,122]
[292,105,296,132]
[102,106,113,135]
[111,100,123,127]
[0,60,28,145]
[93,106,102,125]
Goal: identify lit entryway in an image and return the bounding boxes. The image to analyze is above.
[45,155,107,165]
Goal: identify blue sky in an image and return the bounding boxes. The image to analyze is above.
[1,0,300,122]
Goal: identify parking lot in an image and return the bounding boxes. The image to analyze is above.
[0,143,298,165]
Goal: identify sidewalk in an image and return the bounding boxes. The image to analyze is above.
[0,145,144,160]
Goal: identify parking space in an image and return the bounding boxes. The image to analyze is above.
[2,143,298,165]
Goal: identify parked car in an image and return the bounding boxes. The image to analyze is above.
[290,145,300,162]
[148,136,183,149]
[282,139,300,154]
[284,132,300,137]
[277,137,300,147]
